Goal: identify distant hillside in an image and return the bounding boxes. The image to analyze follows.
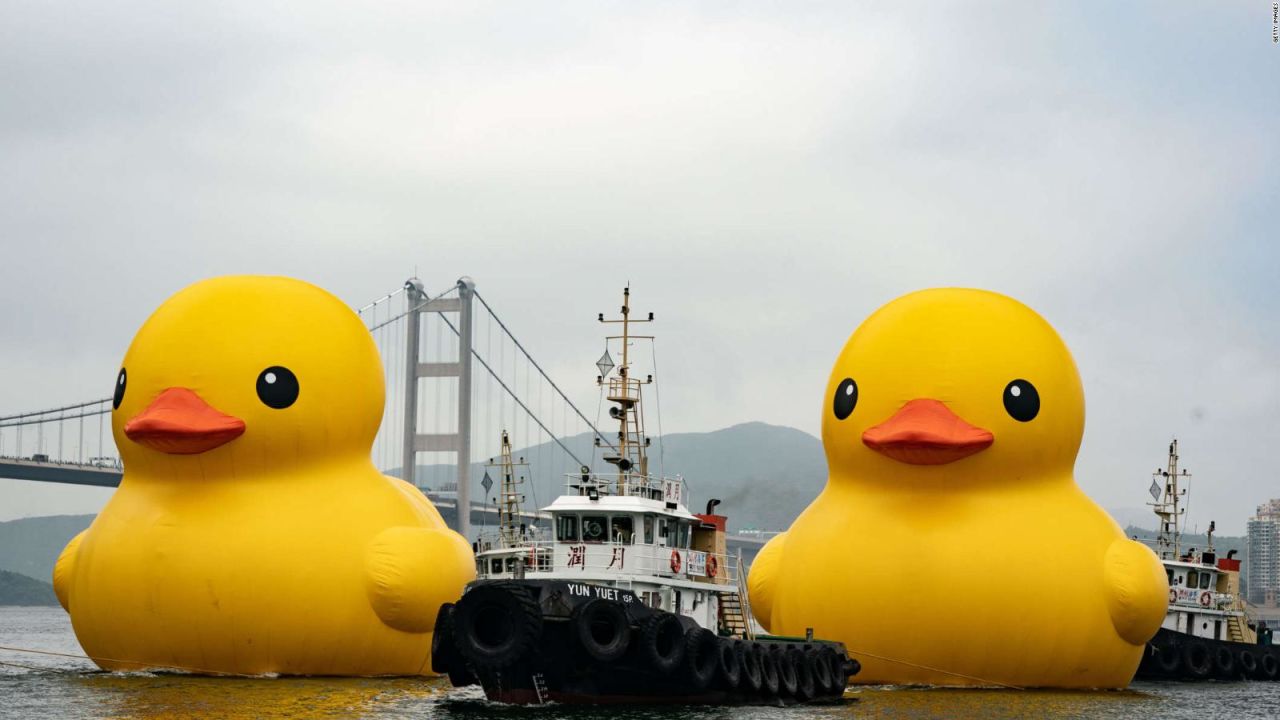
[0,514,94,582]
[396,422,828,532]
[0,569,58,606]
[0,424,826,584]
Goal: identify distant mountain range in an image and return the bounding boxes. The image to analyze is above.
[394,421,829,532]
[8,422,1244,603]
[0,514,94,587]
[0,570,58,606]
[0,423,828,591]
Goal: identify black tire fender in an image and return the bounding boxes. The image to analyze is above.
[821,647,847,692]
[774,646,799,697]
[1259,651,1279,680]
[736,640,763,691]
[1182,640,1212,679]
[573,598,631,663]
[430,602,456,675]
[638,612,686,674]
[809,648,835,693]
[452,584,542,670]
[1212,644,1236,678]
[758,644,780,697]
[790,647,815,701]
[715,637,742,690]
[682,628,719,691]
[1238,649,1258,677]
[1154,639,1181,675]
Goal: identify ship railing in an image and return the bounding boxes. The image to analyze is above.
[473,527,553,554]
[545,544,739,584]
[562,471,689,505]
[474,536,738,585]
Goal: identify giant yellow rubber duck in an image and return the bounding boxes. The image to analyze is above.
[748,288,1168,688]
[52,276,475,676]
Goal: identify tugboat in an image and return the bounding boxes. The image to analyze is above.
[1135,440,1278,681]
[431,287,860,705]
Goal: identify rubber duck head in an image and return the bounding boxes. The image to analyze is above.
[821,288,1084,487]
[111,276,384,480]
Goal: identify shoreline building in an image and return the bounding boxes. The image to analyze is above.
[1247,499,1280,606]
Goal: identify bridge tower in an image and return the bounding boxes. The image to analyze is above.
[401,276,476,540]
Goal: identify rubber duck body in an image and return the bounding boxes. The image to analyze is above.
[748,288,1167,688]
[53,276,475,676]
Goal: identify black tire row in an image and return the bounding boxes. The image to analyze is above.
[1145,638,1280,681]
[435,583,859,703]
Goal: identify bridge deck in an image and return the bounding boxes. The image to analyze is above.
[0,459,121,487]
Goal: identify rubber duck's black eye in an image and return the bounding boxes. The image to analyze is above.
[256,366,299,409]
[1003,379,1039,422]
[112,368,126,410]
[833,378,858,420]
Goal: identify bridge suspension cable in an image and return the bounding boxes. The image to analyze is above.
[4,275,615,533]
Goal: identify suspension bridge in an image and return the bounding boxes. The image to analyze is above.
[0,276,766,557]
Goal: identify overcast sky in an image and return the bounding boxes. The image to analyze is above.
[1,2,1277,534]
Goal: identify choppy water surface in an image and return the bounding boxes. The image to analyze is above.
[2,607,1276,719]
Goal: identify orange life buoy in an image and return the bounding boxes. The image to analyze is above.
[707,556,719,578]
[670,550,682,573]
[1199,591,1212,608]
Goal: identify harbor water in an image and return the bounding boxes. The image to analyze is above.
[1,607,1275,719]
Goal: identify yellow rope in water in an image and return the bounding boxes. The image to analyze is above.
[0,644,260,677]
[0,658,46,671]
[844,647,1025,690]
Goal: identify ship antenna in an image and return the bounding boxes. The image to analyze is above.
[486,430,529,547]
[597,285,655,493]
[1149,438,1191,560]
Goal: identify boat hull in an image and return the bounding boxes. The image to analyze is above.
[1136,627,1279,681]
[434,579,858,706]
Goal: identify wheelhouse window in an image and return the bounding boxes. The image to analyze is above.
[643,515,654,544]
[1186,570,1198,589]
[1200,573,1211,590]
[677,521,690,549]
[557,515,579,542]
[582,515,608,542]
[611,516,634,544]
[662,517,676,546]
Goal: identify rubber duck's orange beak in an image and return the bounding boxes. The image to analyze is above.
[124,387,245,455]
[862,398,993,465]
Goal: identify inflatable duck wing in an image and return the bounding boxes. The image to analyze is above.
[53,276,475,676]
[748,288,1167,689]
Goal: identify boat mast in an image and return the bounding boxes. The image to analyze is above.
[597,286,654,488]
[487,430,528,547]
[1149,438,1191,560]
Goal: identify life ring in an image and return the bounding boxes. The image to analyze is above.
[1199,591,1212,608]
[1168,589,1177,604]
[670,550,682,573]
[707,556,719,578]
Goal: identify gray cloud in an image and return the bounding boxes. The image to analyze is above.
[1,1,1277,532]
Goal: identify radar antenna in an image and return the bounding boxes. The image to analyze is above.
[486,430,529,547]
[596,286,655,492]
[1148,438,1191,561]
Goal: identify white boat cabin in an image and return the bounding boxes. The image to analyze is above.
[473,472,742,634]
[1161,552,1246,641]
